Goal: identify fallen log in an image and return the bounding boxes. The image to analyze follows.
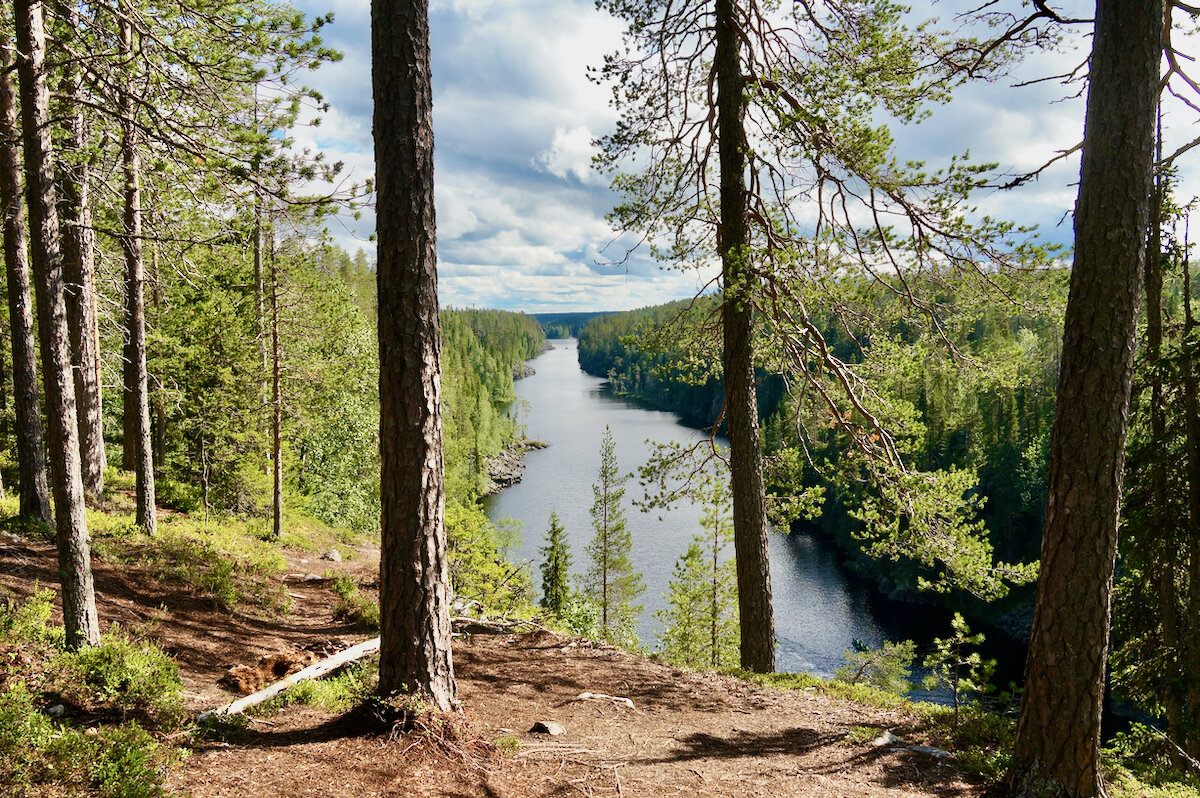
[198,637,380,722]
[449,615,551,635]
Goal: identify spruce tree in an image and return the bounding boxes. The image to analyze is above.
[657,475,738,668]
[585,426,643,644]
[539,511,572,618]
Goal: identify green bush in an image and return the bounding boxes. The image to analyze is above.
[0,682,60,787]
[0,587,63,647]
[57,630,184,727]
[329,575,380,632]
[833,639,915,695]
[89,723,172,798]
[0,684,172,798]
[1104,724,1200,797]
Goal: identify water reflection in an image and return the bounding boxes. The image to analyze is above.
[484,339,1006,689]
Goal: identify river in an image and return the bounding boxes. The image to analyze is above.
[484,338,963,680]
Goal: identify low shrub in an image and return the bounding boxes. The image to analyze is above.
[56,630,185,727]
[0,683,174,798]
[329,575,380,632]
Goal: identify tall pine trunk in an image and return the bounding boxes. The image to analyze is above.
[1008,0,1161,793]
[14,0,100,648]
[56,0,104,497]
[119,6,155,535]
[0,30,52,526]
[269,233,282,541]
[716,0,774,674]
[371,0,456,710]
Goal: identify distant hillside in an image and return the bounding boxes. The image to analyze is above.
[530,311,617,338]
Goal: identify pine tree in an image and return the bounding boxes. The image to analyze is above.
[373,0,456,709]
[585,426,643,644]
[656,475,738,668]
[539,511,572,618]
[1008,0,1162,792]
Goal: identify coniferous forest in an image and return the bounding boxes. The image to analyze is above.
[1,0,1200,796]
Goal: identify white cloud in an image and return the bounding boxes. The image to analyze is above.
[291,0,1200,310]
[534,125,602,184]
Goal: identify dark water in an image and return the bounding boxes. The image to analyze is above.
[484,339,1006,683]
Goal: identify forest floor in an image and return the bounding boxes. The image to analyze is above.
[0,529,989,798]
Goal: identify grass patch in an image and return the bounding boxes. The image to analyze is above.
[91,512,289,613]
[254,661,378,714]
[745,670,909,709]
[842,725,882,745]
[329,574,380,632]
[493,734,521,755]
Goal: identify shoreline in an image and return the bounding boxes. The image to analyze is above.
[481,438,548,496]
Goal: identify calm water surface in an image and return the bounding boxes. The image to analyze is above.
[484,339,956,677]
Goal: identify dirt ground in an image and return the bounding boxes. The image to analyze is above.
[0,530,986,798]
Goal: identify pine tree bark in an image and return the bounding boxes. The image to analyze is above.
[716,0,774,674]
[371,0,456,710]
[14,0,100,648]
[1007,0,1161,793]
[0,31,52,526]
[119,6,156,536]
[56,0,104,497]
[269,234,282,541]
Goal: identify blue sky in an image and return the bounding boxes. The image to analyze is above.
[289,0,1197,313]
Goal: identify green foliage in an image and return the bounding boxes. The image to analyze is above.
[585,427,644,644]
[833,639,915,695]
[258,661,377,713]
[0,587,63,647]
[747,670,908,709]
[655,474,738,669]
[0,594,179,795]
[581,281,1062,601]
[493,735,521,755]
[538,511,572,618]
[446,501,532,617]
[922,613,995,732]
[57,631,184,727]
[1,592,183,728]
[329,575,381,633]
[556,590,604,638]
[842,725,883,745]
[0,684,172,798]
[91,514,289,612]
[1104,724,1200,798]
[88,723,173,798]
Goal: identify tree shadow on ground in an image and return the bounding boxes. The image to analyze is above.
[635,726,982,796]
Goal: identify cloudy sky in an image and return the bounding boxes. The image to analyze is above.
[289,0,1195,313]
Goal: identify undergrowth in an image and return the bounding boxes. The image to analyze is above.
[1104,725,1200,798]
[0,683,176,798]
[0,591,183,796]
[255,660,378,714]
[90,510,290,613]
[329,574,381,632]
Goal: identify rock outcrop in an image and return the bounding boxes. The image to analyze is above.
[482,439,549,495]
